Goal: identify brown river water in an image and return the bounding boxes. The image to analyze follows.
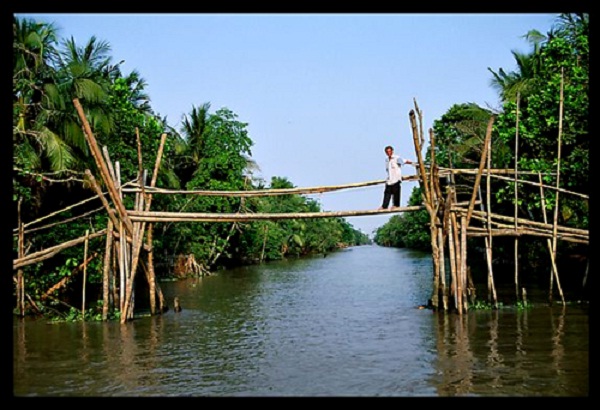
[12,245,589,397]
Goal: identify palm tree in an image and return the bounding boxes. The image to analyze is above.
[488,29,547,103]
[44,35,115,164]
[174,102,212,187]
[13,16,63,172]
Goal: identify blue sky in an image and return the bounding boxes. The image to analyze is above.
[17,13,557,236]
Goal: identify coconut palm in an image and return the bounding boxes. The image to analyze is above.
[44,35,115,162]
[13,16,63,172]
[173,102,212,187]
[488,29,546,104]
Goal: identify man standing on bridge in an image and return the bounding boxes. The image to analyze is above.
[379,145,414,210]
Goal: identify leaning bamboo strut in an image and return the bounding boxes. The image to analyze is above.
[86,170,121,230]
[73,98,134,236]
[465,116,495,226]
[13,230,107,269]
[409,110,432,207]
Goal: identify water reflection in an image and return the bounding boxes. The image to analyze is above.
[431,305,588,396]
[13,246,588,397]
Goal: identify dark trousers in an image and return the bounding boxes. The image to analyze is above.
[382,182,401,208]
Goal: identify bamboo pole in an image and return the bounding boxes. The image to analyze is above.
[448,212,458,310]
[514,93,521,302]
[123,191,144,322]
[549,68,566,305]
[478,187,496,306]
[145,133,167,316]
[41,252,98,301]
[439,168,553,176]
[538,173,565,304]
[85,169,120,230]
[484,139,498,307]
[123,178,392,197]
[123,168,150,321]
[22,206,104,235]
[102,145,118,186]
[408,109,442,309]
[17,198,24,317]
[442,171,587,199]
[73,98,134,236]
[409,110,432,207]
[437,227,447,310]
[13,194,100,232]
[465,115,495,226]
[102,220,113,321]
[447,155,459,310]
[465,223,587,242]
[123,132,168,321]
[452,208,588,237]
[118,221,125,313]
[146,224,156,315]
[458,216,467,314]
[414,98,425,149]
[128,206,424,222]
[14,230,107,269]
[81,230,89,318]
[111,240,119,311]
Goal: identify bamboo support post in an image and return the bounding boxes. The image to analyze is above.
[17,197,25,317]
[538,174,565,305]
[457,216,467,314]
[478,187,497,306]
[118,221,125,313]
[514,93,521,301]
[549,68,566,305]
[146,225,157,315]
[111,239,119,310]
[485,139,498,307]
[437,227,448,310]
[102,220,113,320]
[449,212,459,310]
[81,230,89,318]
[144,133,167,316]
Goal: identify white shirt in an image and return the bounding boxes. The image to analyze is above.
[385,154,409,185]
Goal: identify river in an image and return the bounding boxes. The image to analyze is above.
[12,244,589,397]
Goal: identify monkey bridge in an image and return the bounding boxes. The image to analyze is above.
[13,96,589,323]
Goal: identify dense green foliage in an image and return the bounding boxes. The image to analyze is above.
[375,14,588,282]
[12,16,370,317]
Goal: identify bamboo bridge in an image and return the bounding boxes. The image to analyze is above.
[13,96,589,323]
